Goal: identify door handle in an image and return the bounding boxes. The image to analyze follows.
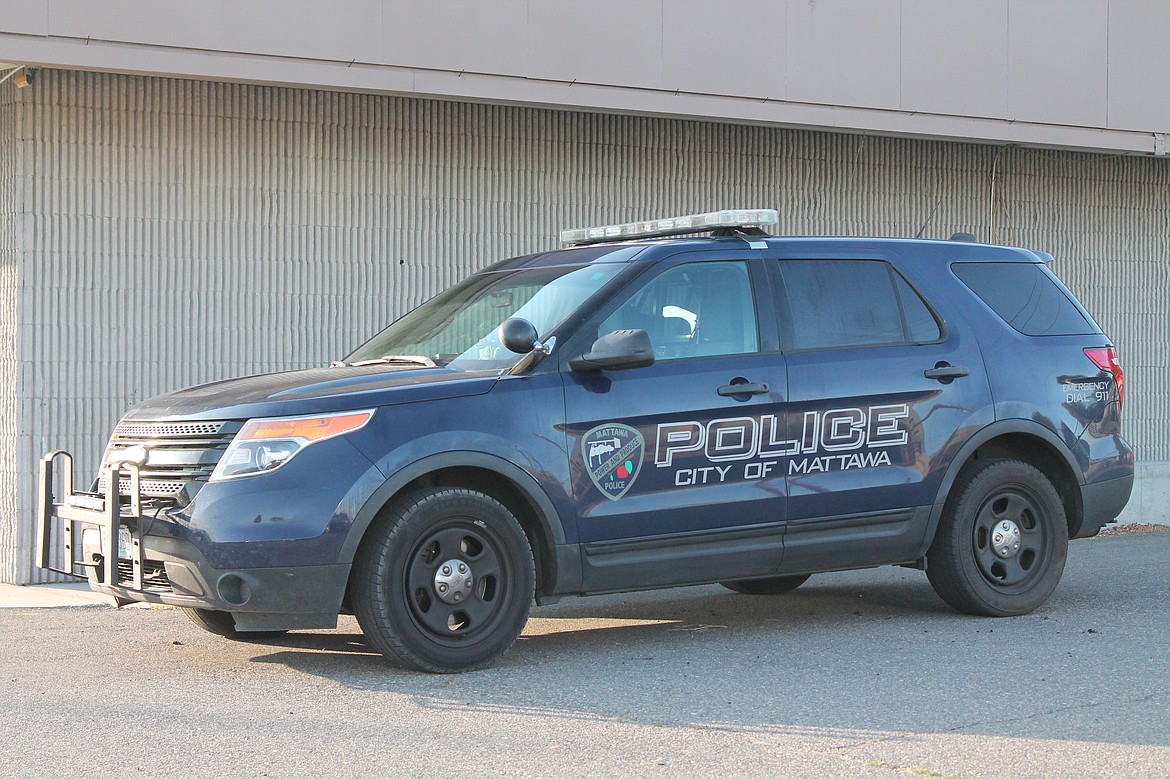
[923,363,969,382]
[717,382,770,397]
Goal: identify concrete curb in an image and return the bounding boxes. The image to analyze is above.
[0,582,117,609]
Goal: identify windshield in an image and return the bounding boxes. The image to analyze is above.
[345,263,628,370]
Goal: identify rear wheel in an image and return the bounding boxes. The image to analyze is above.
[721,574,810,595]
[927,459,1067,616]
[352,487,535,673]
[182,608,288,640]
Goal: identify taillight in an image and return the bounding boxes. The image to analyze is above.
[1084,346,1125,407]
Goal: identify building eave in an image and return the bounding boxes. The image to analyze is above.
[1,31,1165,157]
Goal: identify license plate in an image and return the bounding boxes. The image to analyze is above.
[117,526,132,560]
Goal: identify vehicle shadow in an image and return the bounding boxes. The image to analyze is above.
[246,573,947,672]
[247,573,949,661]
[243,559,1169,749]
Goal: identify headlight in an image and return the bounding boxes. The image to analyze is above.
[210,410,375,481]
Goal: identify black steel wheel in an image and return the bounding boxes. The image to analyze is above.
[352,487,535,673]
[927,459,1067,616]
[721,574,811,595]
[182,608,288,640]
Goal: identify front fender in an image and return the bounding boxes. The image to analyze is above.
[339,450,580,595]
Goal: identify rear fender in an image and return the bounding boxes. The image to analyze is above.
[920,419,1085,555]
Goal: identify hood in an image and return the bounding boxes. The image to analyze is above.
[123,365,501,421]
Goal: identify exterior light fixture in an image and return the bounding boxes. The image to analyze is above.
[0,66,34,89]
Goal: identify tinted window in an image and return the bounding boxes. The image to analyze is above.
[953,262,1095,336]
[894,272,942,343]
[775,260,940,351]
[601,261,758,360]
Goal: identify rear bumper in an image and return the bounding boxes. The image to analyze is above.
[37,451,348,631]
[1077,473,1135,538]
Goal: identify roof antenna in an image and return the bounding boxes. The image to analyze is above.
[914,199,943,239]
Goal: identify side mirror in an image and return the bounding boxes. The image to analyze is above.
[499,318,540,354]
[568,329,655,372]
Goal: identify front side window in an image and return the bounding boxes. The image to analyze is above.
[346,262,627,371]
[600,261,759,360]
[775,259,941,351]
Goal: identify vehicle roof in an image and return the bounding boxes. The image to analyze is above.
[484,234,1052,272]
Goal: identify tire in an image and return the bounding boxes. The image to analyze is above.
[721,574,811,595]
[352,487,536,673]
[182,608,288,640]
[927,459,1068,617]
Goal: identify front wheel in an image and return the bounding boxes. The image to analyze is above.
[927,459,1068,617]
[352,487,535,673]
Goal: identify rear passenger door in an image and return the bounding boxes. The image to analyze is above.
[765,252,994,571]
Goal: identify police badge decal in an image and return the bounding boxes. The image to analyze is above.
[581,423,645,501]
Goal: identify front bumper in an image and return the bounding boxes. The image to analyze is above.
[37,451,349,631]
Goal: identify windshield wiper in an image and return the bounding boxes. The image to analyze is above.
[332,355,438,368]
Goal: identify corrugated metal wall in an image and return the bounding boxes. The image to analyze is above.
[3,69,1167,583]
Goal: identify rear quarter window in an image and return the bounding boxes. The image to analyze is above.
[952,262,1096,336]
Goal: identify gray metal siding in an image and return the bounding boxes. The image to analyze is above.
[4,1,1169,154]
[11,0,1167,132]
[2,68,1167,583]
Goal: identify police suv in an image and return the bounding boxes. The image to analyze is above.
[38,209,1134,672]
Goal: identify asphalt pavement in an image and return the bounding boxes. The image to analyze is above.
[1,531,1167,778]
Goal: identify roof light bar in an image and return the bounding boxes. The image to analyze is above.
[560,209,780,246]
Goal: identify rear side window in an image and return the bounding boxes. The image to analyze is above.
[953,262,1095,336]
[774,260,941,351]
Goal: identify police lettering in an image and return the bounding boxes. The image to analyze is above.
[655,404,909,467]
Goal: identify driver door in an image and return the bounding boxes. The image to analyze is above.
[561,253,789,592]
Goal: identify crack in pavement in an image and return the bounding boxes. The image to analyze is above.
[940,690,1167,735]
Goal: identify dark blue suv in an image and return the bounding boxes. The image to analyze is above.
[38,210,1133,672]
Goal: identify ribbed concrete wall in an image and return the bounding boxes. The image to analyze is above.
[3,69,1167,583]
[0,77,24,583]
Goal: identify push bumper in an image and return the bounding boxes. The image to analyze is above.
[37,451,349,631]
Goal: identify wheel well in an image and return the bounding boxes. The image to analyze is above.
[960,434,1084,538]
[346,466,555,607]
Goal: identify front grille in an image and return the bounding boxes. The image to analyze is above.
[117,559,172,594]
[99,418,243,504]
[113,421,230,438]
[113,479,187,498]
